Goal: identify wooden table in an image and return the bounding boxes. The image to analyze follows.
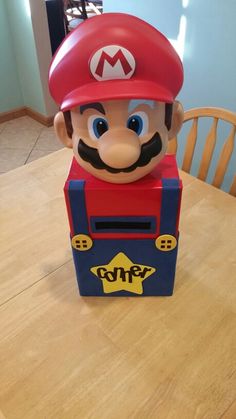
[0,149,236,419]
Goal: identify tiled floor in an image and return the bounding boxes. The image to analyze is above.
[0,116,63,174]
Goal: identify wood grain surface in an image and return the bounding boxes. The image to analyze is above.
[0,149,236,419]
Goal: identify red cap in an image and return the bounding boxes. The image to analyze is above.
[49,13,183,111]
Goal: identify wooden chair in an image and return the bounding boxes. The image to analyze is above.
[63,0,87,33]
[63,0,102,32]
[168,107,236,196]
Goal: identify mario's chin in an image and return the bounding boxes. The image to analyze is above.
[76,131,166,184]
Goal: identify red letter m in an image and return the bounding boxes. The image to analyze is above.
[95,49,132,77]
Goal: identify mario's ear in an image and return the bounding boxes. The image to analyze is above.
[54,112,73,148]
[168,101,184,140]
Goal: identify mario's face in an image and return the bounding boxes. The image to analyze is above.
[54,99,183,183]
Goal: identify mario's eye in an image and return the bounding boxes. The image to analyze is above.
[88,115,109,140]
[127,112,148,136]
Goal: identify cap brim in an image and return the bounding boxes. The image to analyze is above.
[61,79,174,111]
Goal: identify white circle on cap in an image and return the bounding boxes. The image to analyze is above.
[90,45,135,81]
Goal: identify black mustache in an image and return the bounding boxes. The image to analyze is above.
[78,132,162,174]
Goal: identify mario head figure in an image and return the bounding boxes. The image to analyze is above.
[49,13,184,183]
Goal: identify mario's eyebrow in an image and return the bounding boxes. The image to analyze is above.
[128,99,155,113]
[80,102,105,115]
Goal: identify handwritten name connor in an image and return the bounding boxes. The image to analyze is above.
[95,265,153,283]
[90,252,156,294]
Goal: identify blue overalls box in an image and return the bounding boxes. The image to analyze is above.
[64,154,182,296]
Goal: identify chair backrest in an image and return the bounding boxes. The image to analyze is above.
[64,0,88,33]
[168,107,236,196]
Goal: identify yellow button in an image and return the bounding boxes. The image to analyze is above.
[155,234,177,251]
[71,234,93,251]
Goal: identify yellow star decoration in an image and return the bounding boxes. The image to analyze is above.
[90,252,156,295]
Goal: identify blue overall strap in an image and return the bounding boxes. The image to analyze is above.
[160,178,181,235]
[68,180,89,235]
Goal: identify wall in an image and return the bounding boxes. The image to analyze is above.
[29,0,58,116]
[5,0,47,115]
[0,0,23,112]
[104,0,236,111]
[0,0,57,117]
[103,0,236,192]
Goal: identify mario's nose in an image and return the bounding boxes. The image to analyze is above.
[98,128,141,169]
